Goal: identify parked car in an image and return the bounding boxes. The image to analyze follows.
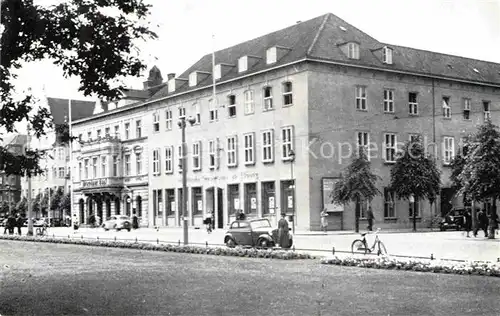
[33,218,49,227]
[224,218,293,249]
[103,215,132,232]
[439,208,467,231]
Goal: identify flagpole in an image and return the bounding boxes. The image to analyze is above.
[68,99,74,226]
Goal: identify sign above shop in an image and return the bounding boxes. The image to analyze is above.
[133,145,143,154]
[82,178,107,188]
[322,177,344,212]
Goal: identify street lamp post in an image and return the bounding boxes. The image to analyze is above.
[27,125,34,236]
[289,149,296,234]
[178,116,196,245]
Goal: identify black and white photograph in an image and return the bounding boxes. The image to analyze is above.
[1,0,500,315]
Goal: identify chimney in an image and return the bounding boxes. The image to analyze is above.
[143,80,153,90]
[167,73,176,80]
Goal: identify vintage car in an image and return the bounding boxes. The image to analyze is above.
[439,208,466,231]
[103,215,132,232]
[223,218,293,249]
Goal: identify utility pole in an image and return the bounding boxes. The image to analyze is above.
[27,125,33,236]
[178,116,195,245]
[289,149,296,234]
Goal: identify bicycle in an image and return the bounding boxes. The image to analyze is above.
[351,228,388,256]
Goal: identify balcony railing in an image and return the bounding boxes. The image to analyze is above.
[80,135,121,154]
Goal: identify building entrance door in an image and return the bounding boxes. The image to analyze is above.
[217,188,223,229]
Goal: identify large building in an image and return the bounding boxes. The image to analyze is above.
[0,135,27,216]
[68,13,500,231]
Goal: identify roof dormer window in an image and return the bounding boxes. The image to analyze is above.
[347,42,360,59]
[383,46,393,64]
[266,47,277,64]
[189,72,197,87]
[214,64,221,80]
[238,56,248,73]
[168,78,176,92]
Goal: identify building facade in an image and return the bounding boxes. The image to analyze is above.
[0,135,27,217]
[68,13,500,231]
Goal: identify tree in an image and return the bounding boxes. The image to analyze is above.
[1,201,10,216]
[1,0,157,177]
[331,149,381,232]
[15,196,27,216]
[50,187,64,215]
[458,121,500,239]
[389,137,441,232]
[58,193,71,217]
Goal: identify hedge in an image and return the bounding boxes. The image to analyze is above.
[0,235,314,260]
[321,255,500,277]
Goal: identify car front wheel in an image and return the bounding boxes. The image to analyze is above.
[257,238,269,249]
[226,238,236,248]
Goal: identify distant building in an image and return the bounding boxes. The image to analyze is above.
[0,135,27,216]
[69,13,500,231]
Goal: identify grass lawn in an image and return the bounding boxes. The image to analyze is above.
[0,240,499,316]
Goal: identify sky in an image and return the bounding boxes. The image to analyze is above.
[10,0,500,102]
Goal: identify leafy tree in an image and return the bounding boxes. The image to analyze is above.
[458,121,500,239]
[15,196,27,216]
[50,187,64,212]
[389,137,441,232]
[1,0,157,177]
[58,193,71,217]
[331,149,381,232]
[1,201,10,216]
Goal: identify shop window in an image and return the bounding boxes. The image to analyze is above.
[228,184,240,215]
[261,181,275,216]
[244,183,257,214]
[191,187,203,215]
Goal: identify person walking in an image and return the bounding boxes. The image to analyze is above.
[7,214,16,235]
[366,206,375,231]
[463,209,472,237]
[320,208,328,233]
[475,209,488,237]
[278,213,290,248]
[72,214,79,233]
[132,211,139,230]
[15,213,23,235]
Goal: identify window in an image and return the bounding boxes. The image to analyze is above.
[78,162,82,180]
[228,184,240,215]
[409,134,420,144]
[104,128,110,137]
[152,149,160,175]
[443,137,455,165]
[262,130,274,163]
[244,183,257,214]
[192,141,201,171]
[355,86,367,110]
[359,200,369,219]
[209,99,218,122]
[124,122,130,139]
[92,157,98,179]
[282,82,293,106]
[136,120,142,138]
[153,112,160,132]
[227,136,238,167]
[124,154,130,176]
[96,129,101,139]
[58,167,65,179]
[112,156,118,177]
[179,106,186,119]
[101,156,107,177]
[483,101,491,121]
[266,47,277,64]
[87,131,92,141]
[281,126,294,161]
[135,153,142,175]
[348,42,360,59]
[178,145,184,173]
[114,125,119,138]
[243,133,255,165]
[238,56,248,72]
[261,181,275,215]
[165,189,175,216]
[189,72,197,87]
[165,146,173,173]
[263,87,273,110]
[384,188,395,218]
[384,133,396,163]
[280,180,295,214]
[214,64,221,80]
[409,198,420,218]
[192,103,200,124]
[244,90,254,114]
[228,95,236,118]
[408,92,418,115]
[383,46,393,64]
[463,98,471,120]
[383,89,394,113]
[356,131,370,157]
[208,139,219,170]
[58,147,65,160]
[191,187,203,215]
[442,96,451,118]
[165,109,173,130]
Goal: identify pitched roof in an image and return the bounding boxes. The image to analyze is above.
[5,135,27,147]
[148,13,500,102]
[47,98,96,125]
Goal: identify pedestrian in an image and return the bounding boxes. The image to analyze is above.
[237,209,246,220]
[366,206,375,231]
[3,217,10,235]
[463,209,472,237]
[7,214,16,235]
[132,211,139,230]
[278,213,290,248]
[72,214,79,233]
[204,212,213,233]
[320,208,328,233]
[15,213,23,236]
[475,209,488,237]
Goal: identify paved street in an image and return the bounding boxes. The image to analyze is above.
[1,240,500,316]
[18,225,500,262]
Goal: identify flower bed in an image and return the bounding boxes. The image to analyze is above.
[321,255,500,277]
[0,235,314,260]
